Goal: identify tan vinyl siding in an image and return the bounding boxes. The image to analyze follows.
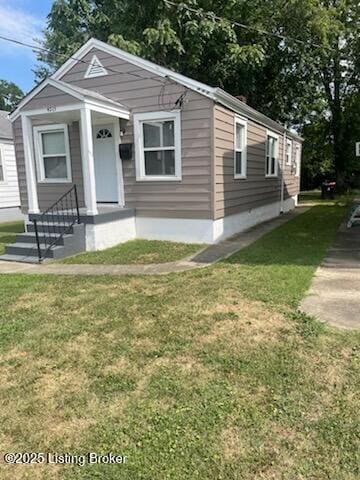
[213,105,282,219]
[22,85,78,111]
[14,44,301,220]
[13,118,28,213]
[12,118,85,213]
[60,47,213,219]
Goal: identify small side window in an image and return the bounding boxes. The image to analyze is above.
[234,116,247,178]
[266,132,279,177]
[295,144,301,177]
[286,139,292,166]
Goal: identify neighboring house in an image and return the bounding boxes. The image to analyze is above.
[0,110,21,214]
[3,38,302,261]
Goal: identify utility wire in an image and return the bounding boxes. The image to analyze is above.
[164,0,329,51]
[0,33,188,111]
[0,34,166,85]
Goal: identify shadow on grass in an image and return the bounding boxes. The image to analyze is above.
[0,234,17,244]
[299,190,322,202]
[0,221,24,234]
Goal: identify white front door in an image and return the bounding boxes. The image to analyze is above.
[93,124,118,203]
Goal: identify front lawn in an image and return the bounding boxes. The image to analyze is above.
[225,204,347,307]
[299,189,355,205]
[0,204,358,480]
[60,239,203,265]
[0,221,24,255]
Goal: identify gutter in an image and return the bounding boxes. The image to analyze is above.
[280,130,287,213]
[213,88,304,143]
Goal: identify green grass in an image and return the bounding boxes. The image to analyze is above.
[299,189,355,205]
[0,204,359,480]
[60,239,203,265]
[0,221,24,254]
[225,204,347,308]
[299,189,323,203]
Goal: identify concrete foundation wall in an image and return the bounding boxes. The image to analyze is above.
[80,195,298,248]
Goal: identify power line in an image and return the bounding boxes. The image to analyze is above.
[0,33,189,111]
[164,0,329,51]
[0,34,166,86]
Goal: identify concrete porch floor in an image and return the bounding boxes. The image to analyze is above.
[28,204,135,225]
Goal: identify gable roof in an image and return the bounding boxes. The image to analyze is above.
[51,79,127,109]
[53,38,302,141]
[9,78,129,121]
[12,37,302,141]
[0,110,13,140]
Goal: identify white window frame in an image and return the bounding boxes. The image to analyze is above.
[295,144,301,177]
[286,139,292,166]
[265,130,279,177]
[134,110,182,181]
[33,124,72,183]
[0,144,6,183]
[234,115,247,179]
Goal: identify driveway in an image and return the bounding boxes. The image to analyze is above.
[301,201,360,329]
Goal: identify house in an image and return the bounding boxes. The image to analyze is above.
[2,38,302,262]
[0,110,21,220]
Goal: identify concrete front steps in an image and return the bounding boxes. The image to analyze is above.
[0,221,86,264]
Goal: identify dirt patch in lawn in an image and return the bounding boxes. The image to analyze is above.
[200,298,288,348]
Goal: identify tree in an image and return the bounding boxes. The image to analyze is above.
[36,0,360,187]
[35,0,318,123]
[0,80,24,111]
[316,0,360,187]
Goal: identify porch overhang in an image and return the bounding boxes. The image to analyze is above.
[15,79,130,217]
[10,78,130,122]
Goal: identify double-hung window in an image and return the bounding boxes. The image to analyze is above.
[295,144,301,177]
[34,124,72,183]
[134,111,181,181]
[234,116,247,178]
[266,131,279,177]
[286,139,292,166]
[0,146,4,182]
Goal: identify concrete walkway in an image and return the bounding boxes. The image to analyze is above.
[301,201,360,329]
[0,207,308,277]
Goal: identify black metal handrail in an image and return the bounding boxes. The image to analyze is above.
[32,185,81,262]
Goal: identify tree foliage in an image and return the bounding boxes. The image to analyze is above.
[36,0,360,187]
[0,80,24,111]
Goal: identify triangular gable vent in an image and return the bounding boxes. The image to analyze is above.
[84,55,108,78]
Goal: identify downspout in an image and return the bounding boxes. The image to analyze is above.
[280,128,287,213]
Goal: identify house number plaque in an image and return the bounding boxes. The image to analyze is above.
[47,105,56,112]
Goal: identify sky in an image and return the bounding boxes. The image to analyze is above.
[0,0,53,93]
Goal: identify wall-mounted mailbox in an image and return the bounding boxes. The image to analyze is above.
[119,143,133,160]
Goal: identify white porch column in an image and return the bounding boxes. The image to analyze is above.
[21,114,39,214]
[80,105,98,215]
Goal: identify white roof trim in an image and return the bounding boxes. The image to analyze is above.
[9,78,129,121]
[52,38,302,141]
[84,54,108,78]
[53,38,214,97]
[9,78,80,121]
[12,37,302,140]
